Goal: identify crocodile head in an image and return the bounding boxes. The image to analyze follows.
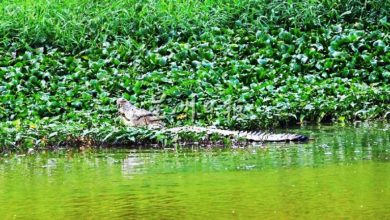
[116,98,129,108]
[116,98,135,114]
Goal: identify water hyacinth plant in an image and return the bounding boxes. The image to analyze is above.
[0,0,389,152]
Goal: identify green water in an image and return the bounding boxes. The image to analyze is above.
[1,123,389,219]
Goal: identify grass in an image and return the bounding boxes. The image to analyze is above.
[0,0,237,50]
[1,0,388,50]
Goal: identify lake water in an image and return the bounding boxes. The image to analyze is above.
[0,122,389,219]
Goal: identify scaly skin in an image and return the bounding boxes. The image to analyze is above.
[117,98,309,142]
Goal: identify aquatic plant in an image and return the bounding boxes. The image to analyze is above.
[0,0,389,151]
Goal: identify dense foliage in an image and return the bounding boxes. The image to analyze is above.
[0,0,389,151]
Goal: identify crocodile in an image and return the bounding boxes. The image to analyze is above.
[116,98,309,142]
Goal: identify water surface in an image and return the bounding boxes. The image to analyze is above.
[0,123,389,219]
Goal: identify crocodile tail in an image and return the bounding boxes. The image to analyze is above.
[165,126,308,142]
[255,133,309,142]
[234,131,308,142]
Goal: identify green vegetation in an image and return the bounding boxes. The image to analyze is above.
[0,0,389,151]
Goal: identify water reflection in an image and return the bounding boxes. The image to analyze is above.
[138,122,389,173]
[0,123,388,174]
[121,154,144,177]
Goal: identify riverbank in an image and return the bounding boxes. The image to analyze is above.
[0,0,389,151]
